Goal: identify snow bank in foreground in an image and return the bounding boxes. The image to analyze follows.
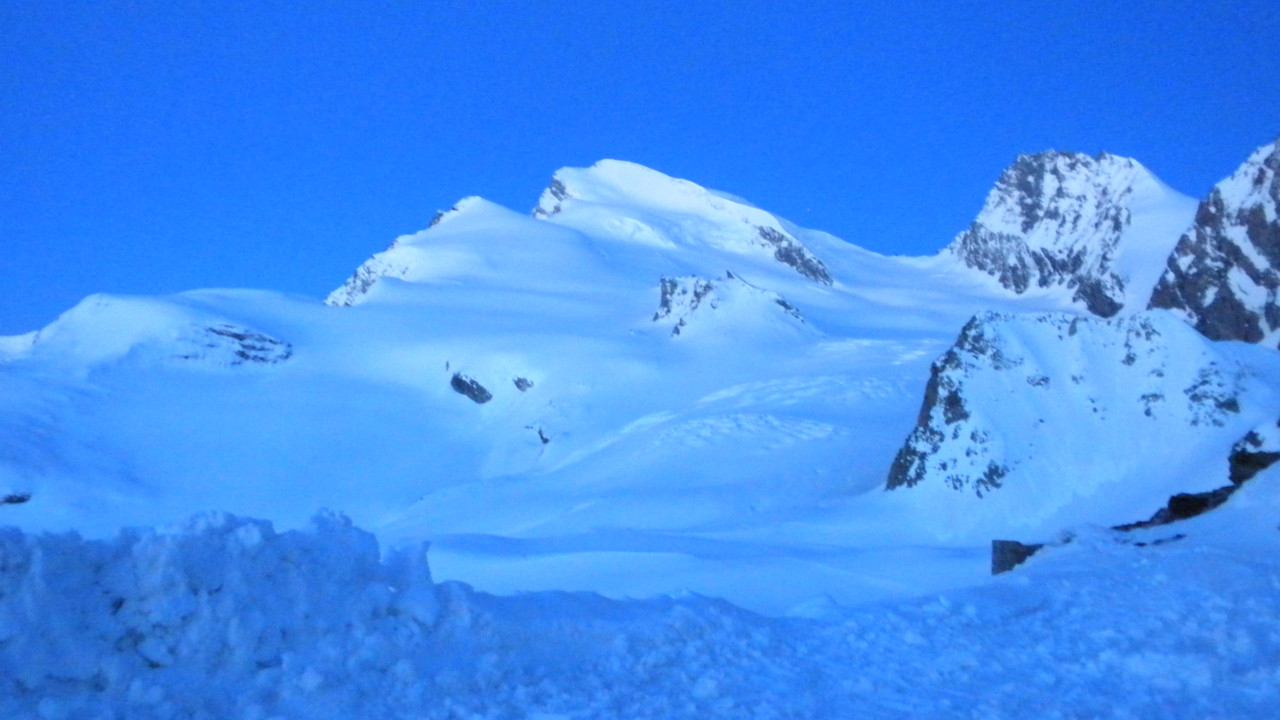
[6,496,1280,719]
[0,512,438,719]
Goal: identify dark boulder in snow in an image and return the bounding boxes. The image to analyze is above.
[991,539,1044,575]
[451,373,493,404]
[1,492,30,506]
[1228,418,1280,484]
[1149,139,1280,346]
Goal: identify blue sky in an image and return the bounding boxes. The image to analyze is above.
[3,0,1278,335]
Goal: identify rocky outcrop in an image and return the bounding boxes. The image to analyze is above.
[887,311,1249,509]
[177,324,293,366]
[1229,418,1280,484]
[887,313,1019,496]
[946,152,1165,317]
[531,178,569,218]
[450,373,493,404]
[991,539,1044,574]
[326,236,411,308]
[755,226,832,285]
[1149,139,1280,346]
[651,272,804,337]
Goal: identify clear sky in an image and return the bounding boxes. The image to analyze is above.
[3,0,1278,335]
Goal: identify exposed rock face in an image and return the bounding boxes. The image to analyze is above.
[888,313,1019,496]
[450,373,493,404]
[531,178,569,218]
[1149,139,1280,346]
[991,539,1044,575]
[755,226,832,285]
[651,272,804,337]
[177,324,293,366]
[326,235,415,308]
[887,311,1250,518]
[946,152,1162,317]
[653,276,717,336]
[1229,418,1280,484]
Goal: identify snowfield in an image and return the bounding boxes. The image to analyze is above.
[3,149,1280,718]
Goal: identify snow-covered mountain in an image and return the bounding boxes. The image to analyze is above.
[1150,138,1280,346]
[4,145,1280,717]
[0,153,1267,588]
[532,159,833,285]
[944,151,1197,317]
[327,160,834,311]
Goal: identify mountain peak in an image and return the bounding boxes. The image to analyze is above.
[995,151,1145,236]
[1149,137,1280,346]
[533,159,722,220]
[533,160,832,285]
[944,150,1193,317]
[325,197,578,307]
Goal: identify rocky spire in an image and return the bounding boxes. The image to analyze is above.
[946,152,1176,317]
[1149,139,1280,346]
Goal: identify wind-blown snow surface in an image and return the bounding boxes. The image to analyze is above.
[4,155,1280,716]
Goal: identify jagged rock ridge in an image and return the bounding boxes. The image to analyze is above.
[946,152,1170,317]
[755,226,832,284]
[886,310,1263,536]
[1149,139,1280,346]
